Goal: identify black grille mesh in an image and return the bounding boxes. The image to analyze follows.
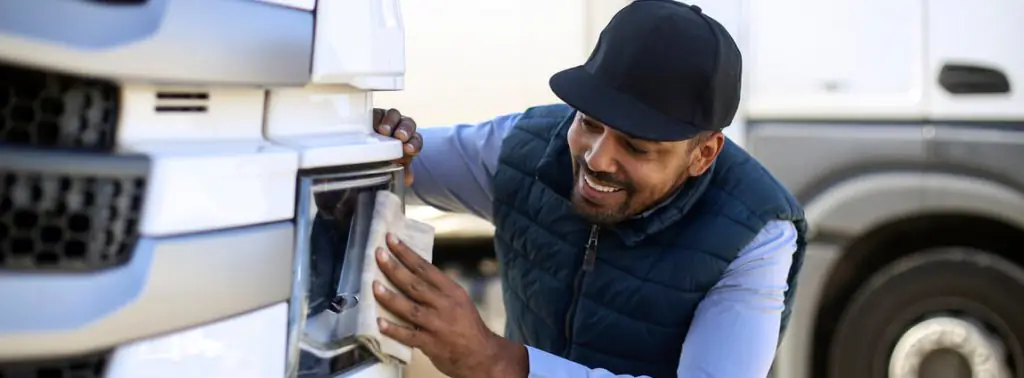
[0,169,145,271]
[0,64,119,151]
[0,352,108,378]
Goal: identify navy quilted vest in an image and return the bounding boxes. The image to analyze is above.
[491,104,808,377]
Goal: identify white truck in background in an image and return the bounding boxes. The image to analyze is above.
[0,0,412,377]
[390,1,1024,378]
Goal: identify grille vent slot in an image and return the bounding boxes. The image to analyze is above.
[154,91,208,113]
[0,170,146,271]
[0,63,120,151]
[0,350,109,378]
[0,149,149,272]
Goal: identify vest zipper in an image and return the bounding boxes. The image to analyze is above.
[563,225,600,357]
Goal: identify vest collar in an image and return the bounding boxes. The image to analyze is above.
[534,109,715,247]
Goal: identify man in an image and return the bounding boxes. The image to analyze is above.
[368,1,807,377]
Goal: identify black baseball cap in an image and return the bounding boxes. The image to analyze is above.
[549,0,742,142]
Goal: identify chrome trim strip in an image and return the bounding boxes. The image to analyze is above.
[312,176,392,192]
[286,176,314,377]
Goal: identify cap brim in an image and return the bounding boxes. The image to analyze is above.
[549,66,702,142]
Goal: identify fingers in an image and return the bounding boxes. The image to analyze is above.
[374,281,440,331]
[384,234,458,292]
[376,247,442,306]
[404,165,414,187]
[404,131,423,156]
[377,317,427,349]
[392,116,417,142]
[373,108,385,130]
[374,109,421,159]
[376,108,403,136]
[389,155,415,187]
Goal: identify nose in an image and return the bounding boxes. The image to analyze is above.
[584,134,618,174]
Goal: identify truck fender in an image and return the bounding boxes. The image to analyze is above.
[804,171,1024,239]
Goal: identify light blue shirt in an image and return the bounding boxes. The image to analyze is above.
[409,113,798,378]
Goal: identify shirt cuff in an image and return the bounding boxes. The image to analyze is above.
[527,346,644,378]
[527,346,592,378]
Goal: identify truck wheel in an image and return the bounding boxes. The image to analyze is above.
[827,248,1024,378]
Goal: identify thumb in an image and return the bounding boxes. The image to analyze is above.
[404,166,415,187]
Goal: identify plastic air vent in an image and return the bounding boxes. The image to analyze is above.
[0,64,120,151]
[0,149,149,272]
[0,351,109,378]
[154,91,209,113]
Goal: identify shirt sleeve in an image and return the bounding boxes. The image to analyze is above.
[675,219,798,377]
[407,112,522,223]
[523,220,799,378]
[526,346,652,378]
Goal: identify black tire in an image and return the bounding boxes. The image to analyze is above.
[827,248,1024,378]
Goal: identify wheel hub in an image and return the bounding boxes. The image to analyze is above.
[889,317,1012,378]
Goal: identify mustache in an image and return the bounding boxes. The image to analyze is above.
[575,156,633,190]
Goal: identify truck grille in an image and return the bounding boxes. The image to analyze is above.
[0,351,108,378]
[0,63,120,151]
[0,158,147,272]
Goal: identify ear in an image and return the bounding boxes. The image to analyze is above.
[687,132,725,177]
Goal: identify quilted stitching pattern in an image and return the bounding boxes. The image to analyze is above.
[490,104,807,377]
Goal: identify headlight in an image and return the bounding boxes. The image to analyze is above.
[106,303,288,378]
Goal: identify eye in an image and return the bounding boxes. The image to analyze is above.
[625,142,648,155]
[581,119,602,132]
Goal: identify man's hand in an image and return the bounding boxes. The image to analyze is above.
[372,234,528,378]
[373,108,423,187]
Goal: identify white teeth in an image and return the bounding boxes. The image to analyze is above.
[584,175,621,193]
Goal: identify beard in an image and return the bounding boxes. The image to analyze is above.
[570,156,637,225]
[570,189,633,225]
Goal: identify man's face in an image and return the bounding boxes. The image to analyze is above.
[566,112,723,225]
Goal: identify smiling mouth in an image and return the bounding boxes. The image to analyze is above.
[583,174,623,193]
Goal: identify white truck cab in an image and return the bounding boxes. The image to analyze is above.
[727,2,1024,377]
[0,0,412,377]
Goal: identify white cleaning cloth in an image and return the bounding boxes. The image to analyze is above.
[299,190,434,365]
[357,190,435,364]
